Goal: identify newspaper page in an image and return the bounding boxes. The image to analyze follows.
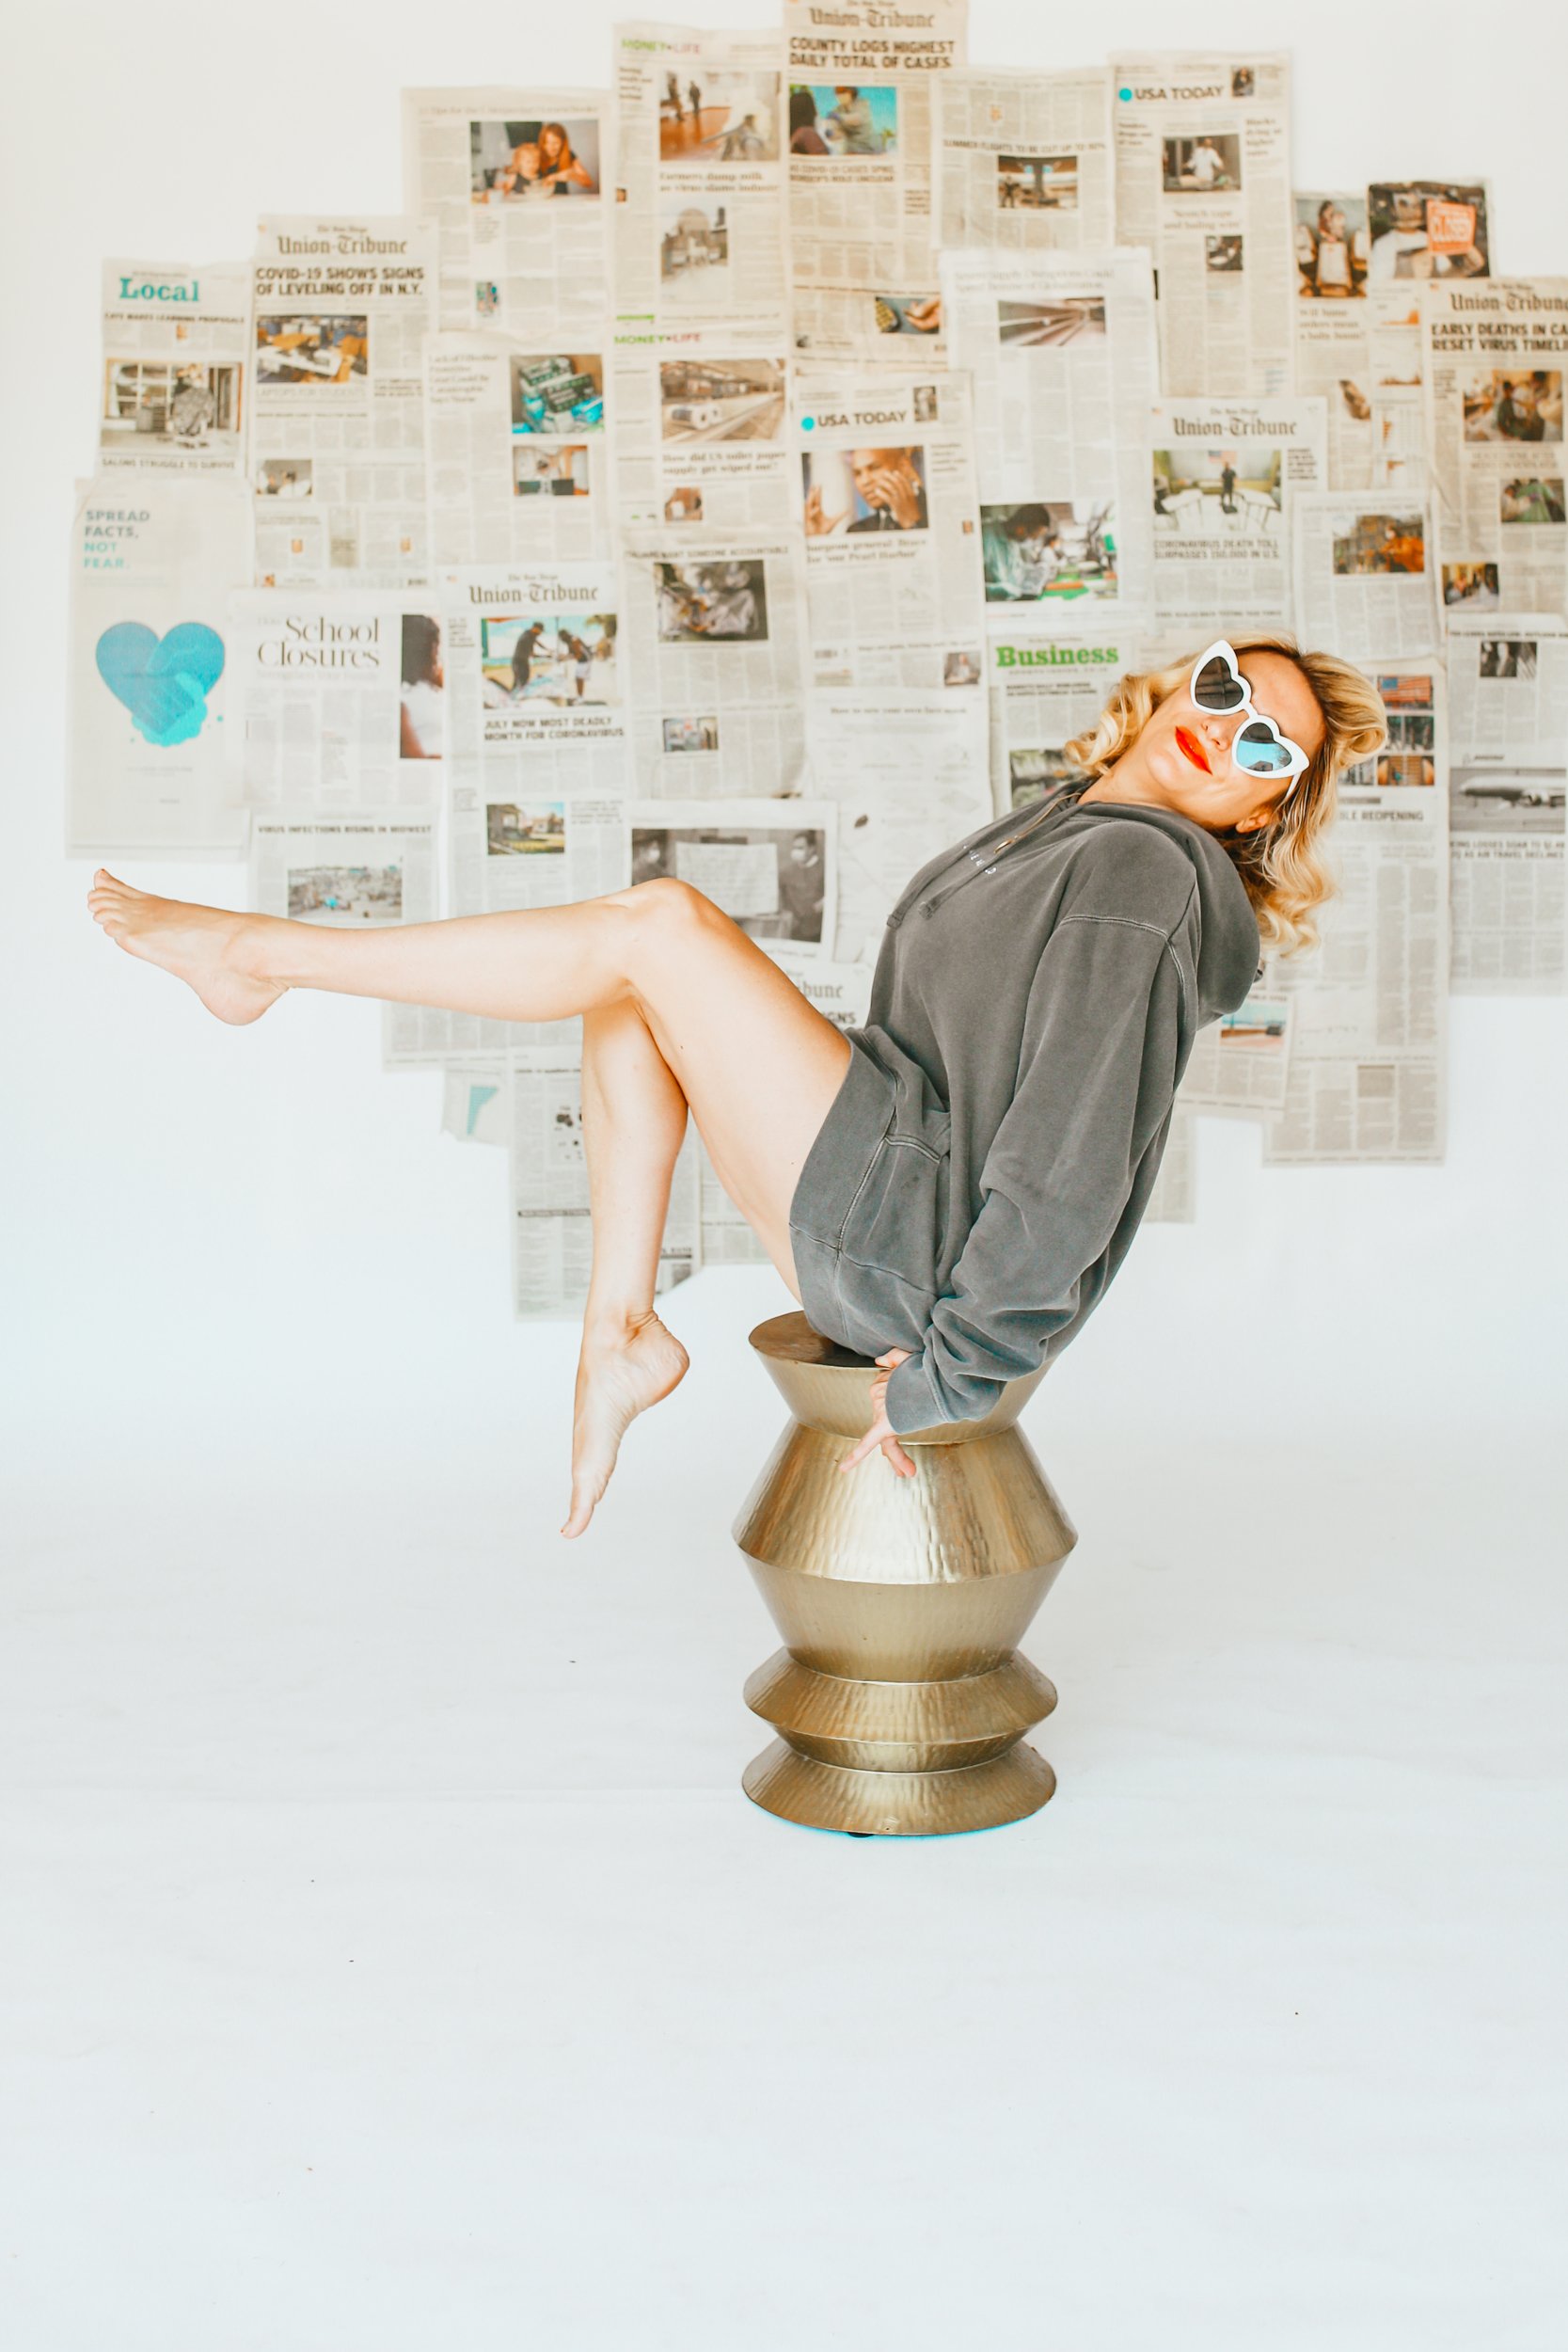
[794,367,985,687]
[985,628,1141,817]
[784,0,966,362]
[248,815,439,926]
[1445,611,1566,993]
[805,691,990,960]
[695,954,874,1264]
[250,217,436,590]
[1291,493,1440,661]
[1180,964,1292,1119]
[98,262,249,478]
[1294,182,1492,494]
[612,22,789,342]
[1265,661,1449,1162]
[424,332,609,568]
[67,476,251,859]
[936,70,1112,253]
[1150,397,1326,638]
[942,249,1158,640]
[228,593,443,811]
[510,1054,700,1314]
[610,325,791,533]
[1422,278,1568,621]
[1110,54,1294,398]
[620,533,811,794]
[627,797,836,956]
[1144,1109,1196,1221]
[402,87,610,336]
[384,560,629,1067]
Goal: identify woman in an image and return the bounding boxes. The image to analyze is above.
[788,87,829,156]
[534,123,595,195]
[86,637,1384,1537]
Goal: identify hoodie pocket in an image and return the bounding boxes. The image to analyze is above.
[839,1108,952,1289]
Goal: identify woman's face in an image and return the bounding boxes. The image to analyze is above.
[1116,650,1327,834]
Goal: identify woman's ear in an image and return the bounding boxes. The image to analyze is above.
[1233,804,1275,836]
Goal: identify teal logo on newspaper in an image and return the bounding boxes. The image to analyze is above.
[95,621,225,746]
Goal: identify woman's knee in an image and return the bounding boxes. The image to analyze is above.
[610,875,725,946]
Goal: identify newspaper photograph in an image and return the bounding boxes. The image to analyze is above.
[805,691,990,960]
[784,0,964,359]
[610,326,791,534]
[250,217,436,590]
[1150,397,1326,633]
[1111,54,1295,398]
[613,22,788,342]
[510,1053,700,1314]
[942,249,1158,638]
[620,533,810,794]
[1444,611,1566,993]
[1266,660,1449,1163]
[67,475,251,860]
[227,593,444,811]
[985,629,1138,815]
[1180,963,1292,1119]
[794,368,985,687]
[627,797,835,955]
[424,332,609,568]
[402,87,610,336]
[248,815,439,928]
[936,70,1113,253]
[1422,278,1568,621]
[99,261,248,477]
[1291,493,1440,661]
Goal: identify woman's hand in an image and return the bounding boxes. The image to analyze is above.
[837,1347,917,1479]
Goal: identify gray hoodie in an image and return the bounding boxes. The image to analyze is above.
[787,790,1261,1434]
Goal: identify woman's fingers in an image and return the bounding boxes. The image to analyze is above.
[880,1435,917,1478]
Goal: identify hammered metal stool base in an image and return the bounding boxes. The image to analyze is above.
[732,1312,1077,1836]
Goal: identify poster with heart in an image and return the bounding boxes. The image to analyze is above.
[68,477,252,858]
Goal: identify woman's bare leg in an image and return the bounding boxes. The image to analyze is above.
[86,869,851,1277]
[564,1001,693,1540]
[86,870,895,1502]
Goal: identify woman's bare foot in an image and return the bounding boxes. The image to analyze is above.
[87,870,285,1025]
[562,1311,690,1538]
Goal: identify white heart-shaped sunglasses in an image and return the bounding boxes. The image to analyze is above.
[1189,640,1311,791]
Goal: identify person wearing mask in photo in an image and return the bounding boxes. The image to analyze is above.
[788,87,829,155]
[777,833,825,941]
[87,635,1385,1535]
[826,87,879,154]
[1186,136,1226,189]
[510,619,546,696]
[1298,201,1364,296]
[398,617,444,760]
[986,505,1065,599]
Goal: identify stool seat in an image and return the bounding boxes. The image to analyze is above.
[732,1311,1076,1836]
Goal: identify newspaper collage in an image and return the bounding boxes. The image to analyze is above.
[66,10,1567,1314]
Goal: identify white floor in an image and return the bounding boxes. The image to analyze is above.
[4,1271,1562,2351]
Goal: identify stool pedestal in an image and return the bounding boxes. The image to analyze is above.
[732,1312,1077,1836]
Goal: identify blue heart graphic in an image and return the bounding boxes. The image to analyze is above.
[95,621,226,747]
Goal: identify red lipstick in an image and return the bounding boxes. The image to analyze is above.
[1175,725,1212,773]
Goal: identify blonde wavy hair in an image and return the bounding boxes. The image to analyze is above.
[1063,633,1388,954]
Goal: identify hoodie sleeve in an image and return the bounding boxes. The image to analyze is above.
[882,909,1189,1435]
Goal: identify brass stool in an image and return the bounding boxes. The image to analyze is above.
[733,1312,1077,1836]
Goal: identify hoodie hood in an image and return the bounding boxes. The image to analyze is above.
[1074,803,1262,1020]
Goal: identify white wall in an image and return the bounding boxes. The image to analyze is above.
[4,0,1565,1479]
